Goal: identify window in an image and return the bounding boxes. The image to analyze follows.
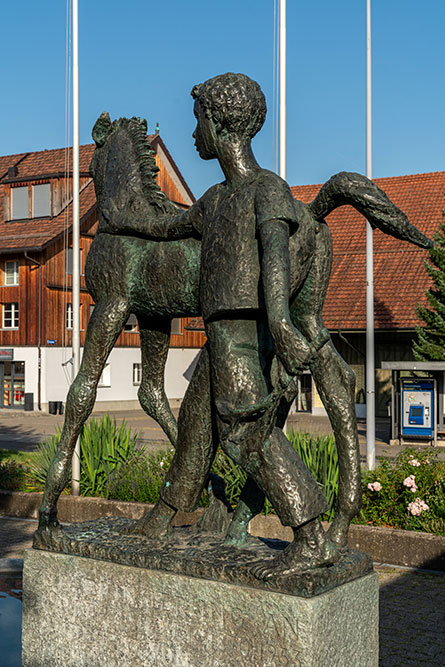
[98,363,111,387]
[3,303,19,328]
[32,183,51,217]
[124,313,138,333]
[171,318,182,335]
[66,248,73,275]
[4,261,19,286]
[11,187,28,220]
[133,363,142,385]
[66,248,83,276]
[66,303,73,330]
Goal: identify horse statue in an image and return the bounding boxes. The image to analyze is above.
[35,112,432,549]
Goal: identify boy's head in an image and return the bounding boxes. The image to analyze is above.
[191,73,266,141]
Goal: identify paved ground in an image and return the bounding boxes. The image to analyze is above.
[1,406,443,461]
[0,517,443,666]
[1,408,444,663]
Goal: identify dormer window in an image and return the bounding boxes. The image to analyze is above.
[33,184,51,217]
[11,186,28,220]
[9,183,51,220]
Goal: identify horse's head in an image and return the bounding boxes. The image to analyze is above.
[90,112,173,229]
[90,112,113,203]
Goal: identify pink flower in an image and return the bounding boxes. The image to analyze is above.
[409,458,420,467]
[403,475,416,488]
[411,485,418,493]
[408,498,429,516]
[367,481,382,492]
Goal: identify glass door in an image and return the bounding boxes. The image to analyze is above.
[0,361,25,408]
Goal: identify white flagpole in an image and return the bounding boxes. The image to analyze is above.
[366,0,376,470]
[279,0,286,181]
[72,0,81,494]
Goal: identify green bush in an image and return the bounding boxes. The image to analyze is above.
[0,460,28,490]
[26,415,139,497]
[27,430,64,487]
[287,431,339,521]
[79,415,139,496]
[104,447,174,503]
[358,448,445,535]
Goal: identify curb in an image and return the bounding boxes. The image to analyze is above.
[1,490,444,571]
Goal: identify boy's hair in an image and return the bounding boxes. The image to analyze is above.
[191,73,266,140]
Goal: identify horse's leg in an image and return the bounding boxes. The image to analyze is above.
[36,297,130,539]
[291,224,361,548]
[137,316,178,446]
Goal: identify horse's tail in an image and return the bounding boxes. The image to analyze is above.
[309,171,433,249]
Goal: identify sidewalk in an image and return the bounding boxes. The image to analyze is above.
[0,516,443,666]
[2,407,443,460]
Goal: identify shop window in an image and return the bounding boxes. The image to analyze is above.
[133,363,142,385]
[3,303,19,329]
[4,261,19,286]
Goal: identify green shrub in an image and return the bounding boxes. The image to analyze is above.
[358,448,445,535]
[104,447,174,503]
[287,431,339,520]
[0,461,28,490]
[79,415,139,496]
[27,430,64,488]
[26,415,139,497]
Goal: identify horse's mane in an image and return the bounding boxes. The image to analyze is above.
[114,116,176,214]
[92,112,178,217]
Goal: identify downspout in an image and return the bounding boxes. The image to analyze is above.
[24,252,42,411]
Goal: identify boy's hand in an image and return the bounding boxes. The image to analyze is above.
[271,320,317,375]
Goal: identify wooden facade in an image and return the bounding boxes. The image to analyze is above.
[0,136,205,352]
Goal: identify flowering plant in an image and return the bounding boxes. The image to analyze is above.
[358,448,445,534]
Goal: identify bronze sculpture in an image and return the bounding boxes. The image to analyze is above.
[36,73,432,581]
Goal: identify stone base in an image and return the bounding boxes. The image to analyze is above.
[23,549,379,667]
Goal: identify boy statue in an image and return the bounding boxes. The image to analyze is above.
[135,73,338,578]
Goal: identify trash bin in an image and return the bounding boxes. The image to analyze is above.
[48,401,57,415]
[24,393,33,412]
[57,401,64,415]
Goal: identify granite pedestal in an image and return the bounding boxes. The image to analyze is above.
[23,519,379,666]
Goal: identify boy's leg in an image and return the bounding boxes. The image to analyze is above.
[206,317,328,528]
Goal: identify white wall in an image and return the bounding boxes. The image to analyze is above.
[5,345,201,411]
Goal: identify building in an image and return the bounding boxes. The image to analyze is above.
[187,171,445,417]
[0,136,205,410]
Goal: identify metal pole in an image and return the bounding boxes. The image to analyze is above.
[366,0,375,470]
[71,0,81,495]
[279,0,286,180]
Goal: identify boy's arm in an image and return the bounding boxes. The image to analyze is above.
[100,195,202,240]
[259,219,315,374]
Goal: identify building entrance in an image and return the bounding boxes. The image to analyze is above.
[0,361,25,408]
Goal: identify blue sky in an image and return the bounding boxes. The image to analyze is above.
[2,1,444,197]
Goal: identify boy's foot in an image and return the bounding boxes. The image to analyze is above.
[128,499,176,539]
[251,518,340,580]
[326,513,350,548]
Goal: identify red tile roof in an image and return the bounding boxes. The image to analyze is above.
[186,172,445,333]
[291,171,445,331]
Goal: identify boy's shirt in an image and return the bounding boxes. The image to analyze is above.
[189,169,299,321]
